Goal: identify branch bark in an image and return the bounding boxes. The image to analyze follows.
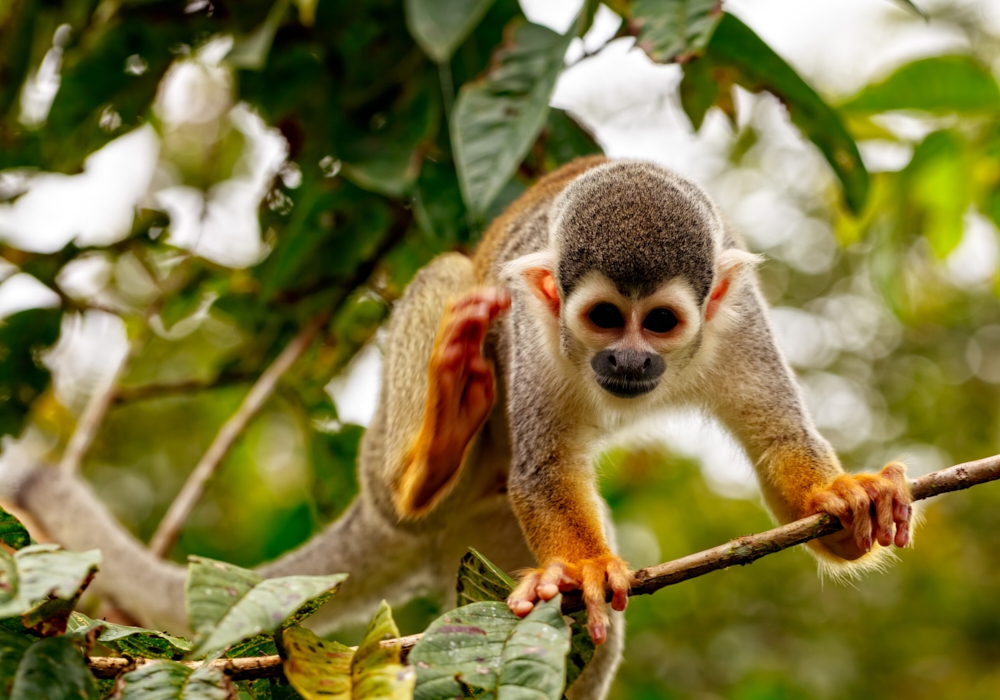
[88,453,1000,680]
[87,635,424,680]
[147,315,327,557]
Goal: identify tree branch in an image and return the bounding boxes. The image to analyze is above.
[86,453,1000,681]
[147,315,327,557]
[58,363,125,476]
[586,452,1000,609]
[112,371,258,404]
[87,635,424,680]
[59,320,147,476]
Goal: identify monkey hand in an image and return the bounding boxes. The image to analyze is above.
[806,461,912,560]
[506,554,630,645]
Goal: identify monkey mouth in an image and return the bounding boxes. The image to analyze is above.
[595,376,659,399]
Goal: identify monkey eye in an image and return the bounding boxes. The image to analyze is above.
[588,303,625,329]
[643,308,679,333]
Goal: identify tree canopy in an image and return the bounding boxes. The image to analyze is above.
[1,0,999,698]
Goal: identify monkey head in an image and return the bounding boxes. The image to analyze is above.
[502,160,760,407]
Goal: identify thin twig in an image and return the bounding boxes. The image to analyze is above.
[112,371,258,404]
[59,320,147,476]
[88,453,1000,681]
[87,634,424,679]
[147,315,327,557]
[58,362,125,476]
[567,453,1000,611]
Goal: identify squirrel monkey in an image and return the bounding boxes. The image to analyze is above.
[2,157,912,700]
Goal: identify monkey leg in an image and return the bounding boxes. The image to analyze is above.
[383,254,510,518]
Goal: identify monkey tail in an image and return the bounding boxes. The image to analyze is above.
[13,467,437,635]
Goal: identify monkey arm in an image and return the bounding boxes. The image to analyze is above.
[502,363,629,645]
[707,288,912,571]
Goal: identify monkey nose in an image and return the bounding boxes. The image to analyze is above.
[591,349,665,380]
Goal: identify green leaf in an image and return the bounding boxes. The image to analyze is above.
[185,556,347,658]
[406,0,497,63]
[352,601,414,700]
[228,0,293,70]
[257,184,393,301]
[841,55,1000,116]
[9,635,99,700]
[563,611,596,689]
[497,597,571,699]
[117,660,233,700]
[0,307,62,441]
[338,75,440,199]
[410,602,514,698]
[186,557,263,639]
[0,507,30,551]
[410,597,571,700]
[541,109,602,165]
[681,13,869,213]
[68,612,193,659]
[907,130,970,258]
[283,602,414,700]
[413,160,469,249]
[0,545,100,636]
[453,548,595,690]
[678,47,721,130]
[282,625,353,699]
[630,0,724,63]
[451,19,573,216]
[456,548,515,607]
[0,629,32,697]
[0,0,39,119]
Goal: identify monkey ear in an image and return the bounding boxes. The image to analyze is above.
[706,248,764,322]
[500,250,561,318]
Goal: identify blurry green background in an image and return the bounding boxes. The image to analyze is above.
[1,0,1000,698]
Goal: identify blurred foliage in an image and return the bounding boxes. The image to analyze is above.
[0,0,998,698]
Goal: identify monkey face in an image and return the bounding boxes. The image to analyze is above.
[561,271,704,402]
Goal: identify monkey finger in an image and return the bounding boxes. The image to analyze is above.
[490,290,512,315]
[538,562,576,600]
[447,289,499,313]
[861,479,896,548]
[467,352,491,375]
[838,479,873,552]
[507,572,542,618]
[810,490,853,531]
[893,498,909,527]
[894,510,911,548]
[607,561,631,613]
[460,375,495,421]
[582,564,610,645]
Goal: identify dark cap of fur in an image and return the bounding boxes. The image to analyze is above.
[554,161,718,300]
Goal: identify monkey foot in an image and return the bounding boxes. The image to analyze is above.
[426,288,510,457]
[507,555,630,645]
[395,288,511,516]
[807,461,912,560]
